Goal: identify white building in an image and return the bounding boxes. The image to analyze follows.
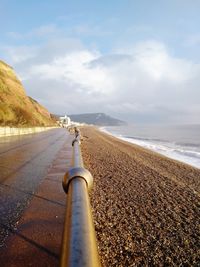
[59,115,71,127]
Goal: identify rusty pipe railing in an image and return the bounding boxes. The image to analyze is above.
[60,129,101,267]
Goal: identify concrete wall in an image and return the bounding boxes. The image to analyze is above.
[0,126,59,137]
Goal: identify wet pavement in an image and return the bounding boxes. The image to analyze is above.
[0,128,70,247]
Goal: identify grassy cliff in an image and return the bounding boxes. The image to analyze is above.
[0,60,56,126]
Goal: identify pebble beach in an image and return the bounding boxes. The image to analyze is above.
[81,126,200,267]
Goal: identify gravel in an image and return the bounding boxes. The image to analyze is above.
[81,127,200,267]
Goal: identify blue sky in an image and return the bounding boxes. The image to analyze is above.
[1,0,200,123]
[2,0,200,55]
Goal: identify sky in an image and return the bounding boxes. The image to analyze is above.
[1,0,200,124]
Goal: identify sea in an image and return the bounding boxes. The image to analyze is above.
[100,124,200,169]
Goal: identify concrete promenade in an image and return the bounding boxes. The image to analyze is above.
[0,131,73,267]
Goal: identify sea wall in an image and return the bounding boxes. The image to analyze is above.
[0,126,59,137]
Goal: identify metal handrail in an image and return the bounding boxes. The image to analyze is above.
[60,129,101,267]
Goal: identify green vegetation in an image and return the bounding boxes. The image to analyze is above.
[0,104,32,126]
[0,60,56,127]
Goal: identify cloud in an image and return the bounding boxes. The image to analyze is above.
[31,24,60,37]
[184,34,200,46]
[6,32,24,39]
[6,22,112,45]
[2,38,200,123]
[6,24,61,40]
[28,50,114,95]
[1,45,38,64]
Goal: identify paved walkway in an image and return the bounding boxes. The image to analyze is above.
[0,132,73,267]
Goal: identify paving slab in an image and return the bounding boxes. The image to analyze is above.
[0,133,74,267]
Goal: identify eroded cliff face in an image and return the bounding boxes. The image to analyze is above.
[0,60,56,126]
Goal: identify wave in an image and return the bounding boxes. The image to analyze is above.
[100,127,200,169]
[120,135,200,148]
[174,142,200,148]
[123,135,169,143]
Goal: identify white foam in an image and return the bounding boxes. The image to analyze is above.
[99,127,200,169]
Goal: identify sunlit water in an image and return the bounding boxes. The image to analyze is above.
[100,124,200,169]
